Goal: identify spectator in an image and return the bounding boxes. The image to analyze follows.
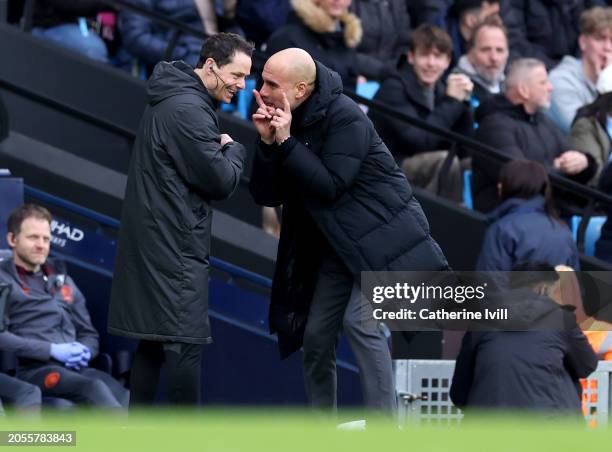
[570,67,612,183]
[370,24,473,201]
[30,0,111,62]
[438,0,501,64]
[549,6,612,133]
[500,0,603,70]
[453,17,509,106]
[0,204,128,408]
[119,0,207,69]
[450,264,598,414]
[350,0,411,80]
[476,160,580,272]
[472,58,597,212]
[265,0,362,90]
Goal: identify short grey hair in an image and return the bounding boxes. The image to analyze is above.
[505,58,546,88]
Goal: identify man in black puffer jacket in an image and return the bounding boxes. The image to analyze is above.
[473,58,597,212]
[249,48,449,413]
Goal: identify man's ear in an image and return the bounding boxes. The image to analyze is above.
[6,233,15,248]
[578,34,587,53]
[407,51,415,65]
[517,82,530,100]
[295,81,308,99]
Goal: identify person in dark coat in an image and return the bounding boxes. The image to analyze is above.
[349,0,411,80]
[108,34,252,407]
[450,266,598,414]
[265,0,363,90]
[249,48,449,412]
[473,58,597,212]
[476,160,580,272]
[500,0,603,70]
[370,24,473,201]
[119,0,206,69]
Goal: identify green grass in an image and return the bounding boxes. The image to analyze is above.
[1,409,610,451]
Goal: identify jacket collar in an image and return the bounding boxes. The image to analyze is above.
[290,0,362,48]
[296,60,343,128]
[395,57,446,112]
[486,196,546,223]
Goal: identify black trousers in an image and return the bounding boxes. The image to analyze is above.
[0,373,42,414]
[129,340,203,407]
[18,365,128,409]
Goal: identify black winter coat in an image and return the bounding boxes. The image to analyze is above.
[119,0,204,67]
[595,162,612,263]
[500,0,603,69]
[108,61,246,344]
[473,95,597,212]
[249,62,449,358]
[265,0,362,90]
[450,293,597,413]
[369,59,473,161]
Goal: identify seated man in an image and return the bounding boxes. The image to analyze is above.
[549,6,612,133]
[453,17,509,107]
[472,58,597,212]
[0,204,128,408]
[370,24,474,201]
[0,373,41,415]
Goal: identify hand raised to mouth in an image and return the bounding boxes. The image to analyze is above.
[252,89,277,145]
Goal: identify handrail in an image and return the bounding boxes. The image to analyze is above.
[24,185,273,289]
[344,91,612,208]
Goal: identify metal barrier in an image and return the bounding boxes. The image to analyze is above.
[395,359,612,426]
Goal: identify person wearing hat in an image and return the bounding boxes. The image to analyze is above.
[549,7,612,133]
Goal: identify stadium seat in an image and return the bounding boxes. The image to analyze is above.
[571,215,606,256]
[463,170,473,210]
[356,81,380,100]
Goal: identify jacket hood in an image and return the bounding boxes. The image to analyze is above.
[486,196,546,223]
[147,60,214,108]
[290,0,362,48]
[475,94,533,123]
[297,60,343,127]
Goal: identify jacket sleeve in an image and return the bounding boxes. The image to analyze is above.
[119,0,191,65]
[449,332,475,408]
[248,140,284,207]
[563,326,598,380]
[280,103,369,203]
[475,114,527,160]
[0,330,51,362]
[67,278,99,359]
[167,104,246,201]
[500,0,556,69]
[570,117,605,182]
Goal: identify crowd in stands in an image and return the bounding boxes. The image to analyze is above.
[7,0,612,416]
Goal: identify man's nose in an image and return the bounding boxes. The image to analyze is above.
[237,77,246,90]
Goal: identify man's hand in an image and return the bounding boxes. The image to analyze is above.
[554,150,588,175]
[446,73,473,102]
[252,89,276,145]
[64,343,91,371]
[50,342,83,365]
[271,93,292,145]
[220,134,233,147]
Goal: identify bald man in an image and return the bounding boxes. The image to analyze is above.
[249,49,449,413]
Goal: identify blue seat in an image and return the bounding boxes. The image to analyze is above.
[571,215,606,256]
[463,170,473,210]
[356,81,380,100]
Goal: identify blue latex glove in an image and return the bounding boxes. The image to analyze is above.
[50,343,83,364]
[65,343,91,370]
